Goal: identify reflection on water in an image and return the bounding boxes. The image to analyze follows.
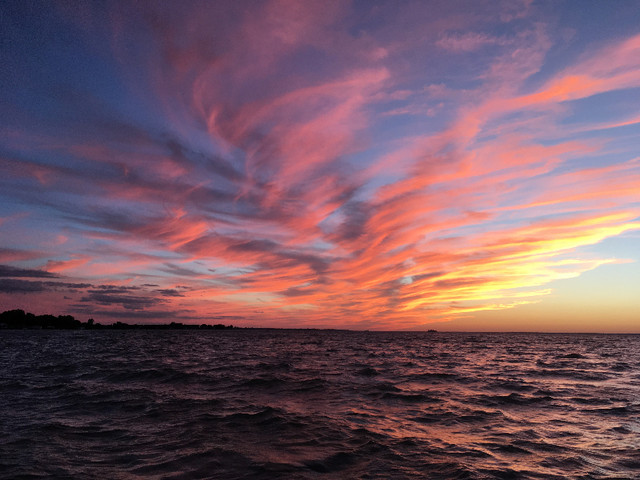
[1,330,639,479]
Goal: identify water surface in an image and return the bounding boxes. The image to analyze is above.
[1,330,639,479]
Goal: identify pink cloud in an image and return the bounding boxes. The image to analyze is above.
[46,256,91,273]
[2,3,639,329]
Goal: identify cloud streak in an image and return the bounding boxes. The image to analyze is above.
[1,1,639,329]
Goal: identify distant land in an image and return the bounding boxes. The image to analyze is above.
[0,310,235,330]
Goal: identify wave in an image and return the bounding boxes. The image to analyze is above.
[1,330,639,479]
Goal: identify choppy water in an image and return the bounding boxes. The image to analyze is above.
[1,330,639,479]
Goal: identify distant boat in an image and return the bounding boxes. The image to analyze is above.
[427,329,438,333]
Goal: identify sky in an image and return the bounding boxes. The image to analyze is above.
[1,0,639,331]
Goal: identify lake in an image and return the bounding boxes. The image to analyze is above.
[1,330,638,479]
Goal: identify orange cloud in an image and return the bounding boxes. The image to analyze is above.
[2,3,639,329]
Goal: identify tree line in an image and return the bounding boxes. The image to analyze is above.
[0,310,235,330]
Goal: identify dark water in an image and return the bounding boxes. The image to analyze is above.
[1,330,639,479]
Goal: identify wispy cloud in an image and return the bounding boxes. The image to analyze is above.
[0,265,57,278]
[436,32,505,52]
[1,1,639,329]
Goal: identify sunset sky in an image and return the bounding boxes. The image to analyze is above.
[1,1,639,331]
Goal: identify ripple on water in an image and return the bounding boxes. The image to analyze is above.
[1,330,639,479]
